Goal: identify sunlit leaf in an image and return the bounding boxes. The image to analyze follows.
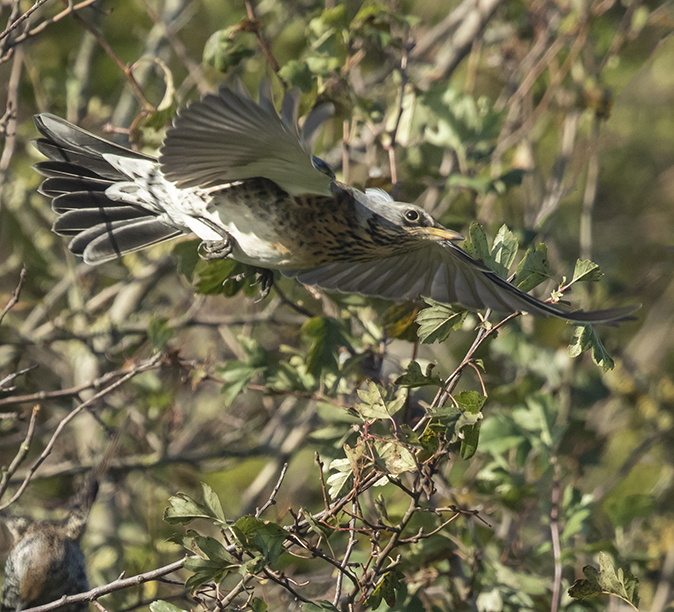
[568,552,639,609]
[416,299,467,344]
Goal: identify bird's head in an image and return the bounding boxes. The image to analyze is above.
[360,188,464,244]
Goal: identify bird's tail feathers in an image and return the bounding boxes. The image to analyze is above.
[34,115,182,264]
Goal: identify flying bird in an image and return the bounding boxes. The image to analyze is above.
[33,81,637,324]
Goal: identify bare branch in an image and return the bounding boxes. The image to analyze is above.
[0,353,163,511]
[0,266,27,327]
[21,557,189,612]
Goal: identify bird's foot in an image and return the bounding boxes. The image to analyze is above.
[198,238,232,260]
[232,267,274,301]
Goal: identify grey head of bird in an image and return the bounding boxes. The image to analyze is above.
[353,186,464,251]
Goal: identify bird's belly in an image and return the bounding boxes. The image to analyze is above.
[213,199,296,268]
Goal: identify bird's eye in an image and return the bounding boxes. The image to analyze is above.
[405,210,420,222]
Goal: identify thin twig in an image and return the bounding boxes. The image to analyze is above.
[255,462,288,517]
[333,499,359,606]
[5,0,99,48]
[0,361,160,408]
[0,266,27,327]
[550,458,562,612]
[0,0,52,42]
[0,405,40,500]
[70,12,154,111]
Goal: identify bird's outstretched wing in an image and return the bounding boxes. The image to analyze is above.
[285,240,639,324]
[160,80,334,197]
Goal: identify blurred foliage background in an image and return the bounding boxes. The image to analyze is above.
[1,0,674,611]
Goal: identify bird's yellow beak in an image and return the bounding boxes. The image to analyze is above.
[419,226,464,242]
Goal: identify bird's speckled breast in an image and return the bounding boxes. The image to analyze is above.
[209,179,414,269]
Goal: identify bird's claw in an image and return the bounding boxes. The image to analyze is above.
[231,267,274,301]
[198,239,232,260]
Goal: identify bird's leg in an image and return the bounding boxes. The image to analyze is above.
[196,217,234,261]
[198,239,233,260]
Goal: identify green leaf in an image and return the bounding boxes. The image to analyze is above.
[184,555,232,590]
[416,299,467,344]
[192,533,236,565]
[302,317,353,377]
[568,325,615,372]
[147,317,174,349]
[150,601,188,612]
[163,493,212,525]
[365,567,405,609]
[568,552,639,610]
[394,361,442,388]
[203,26,256,73]
[232,516,288,567]
[215,337,269,405]
[514,244,552,292]
[571,259,604,284]
[300,508,334,541]
[194,259,259,297]
[250,599,268,612]
[171,239,201,282]
[489,224,519,279]
[355,381,405,420]
[463,223,491,262]
[374,440,417,475]
[460,421,481,460]
[278,60,313,92]
[454,391,486,414]
[381,302,420,342]
[201,483,226,524]
[326,460,352,499]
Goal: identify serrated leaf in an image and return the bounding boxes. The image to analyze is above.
[302,317,353,378]
[416,299,467,344]
[463,223,491,262]
[233,516,288,567]
[150,601,188,612]
[192,533,237,565]
[454,390,486,413]
[569,325,615,372]
[489,225,519,279]
[365,567,405,609]
[184,556,231,590]
[201,483,226,523]
[381,302,420,341]
[355,381,405,420]
[572,259,604,284]
[374,441,417,475]
[326,467,352,500]
[163,493,212,525]
[394,361,442,388]
[568,552,639,610]
[514,243,552,292]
